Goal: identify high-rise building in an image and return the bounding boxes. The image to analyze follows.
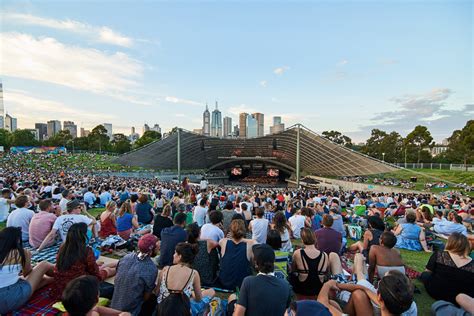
[47,120,61,138]
[35,123,48,141]
[202,104,210,136]
[270,116,285,134]
[63,121,78,138]
[233,125,239,137]
[0,82,4,129]
[210,101,222,137]
[239,113,248,138]
[131,126,136,135]
[143,124,150,135]
[252,113,264,137]
[223,116,232,138]
[103,123,113,139]
[246,115,258,138]
[151,124,161,134]
[5,114,17,132]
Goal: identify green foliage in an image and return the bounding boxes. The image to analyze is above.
[321,130,353,148]
[10,129,38,147]
[0,129,12,149]
[442,120,474,167]
[404,125,433,163]
[134,130,161,149]
[45,129,73,147]
[112,133,132,153]
[88,125,111,152]
[362,129,403,162]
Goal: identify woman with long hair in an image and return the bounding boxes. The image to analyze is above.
[0,227,54,314]
[271,211,293,252]
[153,204,173,239]
[99,201,117,238]
[136,194,154,225]
[48,223,116,300]
[116,201,139,240]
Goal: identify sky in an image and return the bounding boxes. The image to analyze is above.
[1,0,472,142]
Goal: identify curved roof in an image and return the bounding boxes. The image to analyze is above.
[114,125,397,176]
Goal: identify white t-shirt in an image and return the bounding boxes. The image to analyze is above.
[288,215,306,239]
[0,197,10,222]
[59,198,70,213]
[53,214,93,242]
[6,207,35,241]
[193,206,208,227]
[200,180,208,191]
[250,218,269,244]
[200,223,224,242]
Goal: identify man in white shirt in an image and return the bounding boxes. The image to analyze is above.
[249,208,269,244]
[6,195,35,241]
[199,178,208,192]
[193,199,208,227]
[434,214,467,236]
[59,189,73,214]
[37,199,97,250]
[200,211,224,242]
[288,209,306,239]
[0,188,14,222]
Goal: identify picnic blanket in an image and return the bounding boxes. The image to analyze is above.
[10,287,58,316]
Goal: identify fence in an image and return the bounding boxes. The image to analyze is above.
[394,163,474,171]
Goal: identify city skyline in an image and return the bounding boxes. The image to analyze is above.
[0,1,472,142]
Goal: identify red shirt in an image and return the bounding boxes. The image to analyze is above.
[48,247,107,300]
[99,215,117,238]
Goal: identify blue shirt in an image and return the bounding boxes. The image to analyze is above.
[100,191,112,206]
[159,225,187,268]
[136,202,153,224]
[117,213,134,232]
[83,191,96,205]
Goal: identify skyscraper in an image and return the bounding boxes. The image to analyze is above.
[35,123,48,141]
[143,124,150,135]
[131,126,136,135]
[246,115,258,138]
[103,123,113,139]
[223,116,232,138]
[202,104,210,136]
[239,113,248,138]
[47,120,61,138]
[210,101,222,137]
[5,114,17,132]
[252,113,264,137]
[151,124,161,134]
[270,116,285,134]
[0,82,4,129]
[63,121,78,138]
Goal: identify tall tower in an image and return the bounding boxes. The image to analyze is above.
[239,113,248,138]
[252,113,264,137]
[202,103,210,136]
[0,82,4,129]
[223,116,232,138]
[210,101,222,137]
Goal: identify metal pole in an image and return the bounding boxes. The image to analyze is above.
[296,124,301,188]
[177,128,181,182]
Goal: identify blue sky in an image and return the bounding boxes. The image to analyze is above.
[1,0,472,142]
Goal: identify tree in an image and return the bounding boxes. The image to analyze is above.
[10,129,38,147]
[361,129,404,163]
[88,125,111,152]
[73,137,90,151]
[0,129,12,149]
[134,130,161,149]
[111,133,132,153]
[321,130,353,148]
[444,120,474,169]
[46,130,73,147]
[404,125,433,163]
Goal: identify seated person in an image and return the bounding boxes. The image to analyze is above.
[116,201,139,240]
[0,227,54,314]
[98,201,117,238]
[155,243,215,314]
[136,194,154,225]
[314,214,342,254]
[266,229,290,279]
[368,231,405,283]
[229,244,291,316]
[394,210,431,252]
[433,214,468,236]
[111,234,159,316]
[249,207,269,244]
[152,204,173,239]
[6,196,35,242]
[158,213,188,269]
[288,208,306,239]
[47,223,117,300]
[29,199,59,248]
[420,232,474,304]
[62,275,130,316]
[200,211,224,242]
[431,293,474,316]
[349,216,385,259]
[284,300,332,316]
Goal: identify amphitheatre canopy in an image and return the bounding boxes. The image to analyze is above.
[114,125,397,177]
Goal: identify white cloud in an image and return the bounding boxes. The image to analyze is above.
[259,80,267,87]
[1,33,147,104]
[337,59,349,66]
[4,89,117,130]
[273,66,290,75]
[3,12,133,47]
[165,96,201,106]
[227,104,258,117]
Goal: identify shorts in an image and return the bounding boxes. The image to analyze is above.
[0,279,32,314]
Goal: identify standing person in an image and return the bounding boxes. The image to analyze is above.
[0,227,54,314]
[28,199,59,248]
[136,194,154,225]
[0,188,14,223]
[249,207,269,244]
[230,244,291,316]
[48,223,116,300]
[218,219,256,290]
[6,196,35,242]
[153,204,173,239]
[200,211,224,242]
[271,211,293,252]
[111,234,159,315]
[116,201,139,240]
[99,201,117,238]
[37,200,97,251]
[159,212,188,268]
[193,199,208,227]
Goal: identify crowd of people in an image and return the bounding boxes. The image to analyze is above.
[0,153,473,316]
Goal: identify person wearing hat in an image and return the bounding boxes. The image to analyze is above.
[37,199,97,251]
[110,234,159,315]
[229,244,291,316]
